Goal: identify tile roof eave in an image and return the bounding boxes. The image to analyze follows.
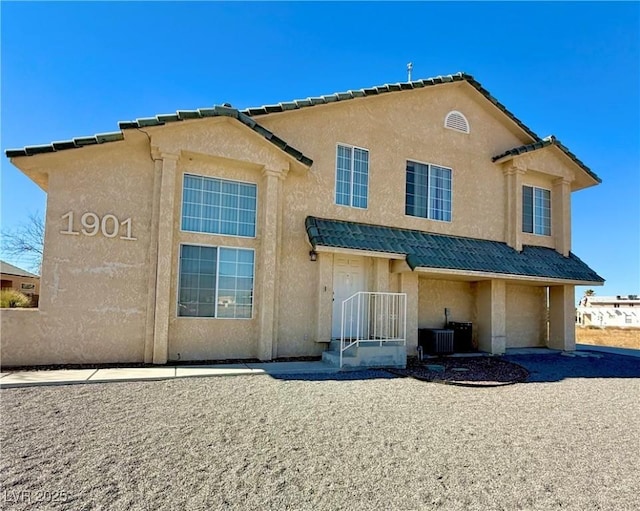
[491,136,601,184]
[240,72,541,143]
[305,216,604,284]
[6,107,313,168]
[5,132,125,158]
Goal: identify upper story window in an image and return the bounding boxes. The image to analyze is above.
[522,185,551,236]
[182,174,257,238]
[444,111,470,134]
[178,244,255,319]
[335,144,369,209]
[406,161,452,222]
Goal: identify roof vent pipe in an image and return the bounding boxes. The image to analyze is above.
[407,62,413,82]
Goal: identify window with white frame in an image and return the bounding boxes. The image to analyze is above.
[335,144,369,208]
[522,185,551,236]
[182,174,257,237]
[178,245,254,319]
[405,161,452,221]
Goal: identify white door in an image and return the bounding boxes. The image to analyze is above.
[332,256,366,338]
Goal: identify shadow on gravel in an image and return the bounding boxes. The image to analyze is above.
[268,369,402,381]
[504,352,640,383]
[270,352,640,385]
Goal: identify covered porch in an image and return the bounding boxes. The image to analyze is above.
[306,216,604,367]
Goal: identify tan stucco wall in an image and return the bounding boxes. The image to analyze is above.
[2,135,155,365]
[260,82,528,244]
[418,278,475,329]
[505,284,547,347]
[2,82,588,365]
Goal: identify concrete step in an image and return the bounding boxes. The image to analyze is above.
[322,343,407,369]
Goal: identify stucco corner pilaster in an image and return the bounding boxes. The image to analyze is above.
[257,167,285,360]
[151,150,180,365]
[504,163,525,252]
[552,177,572,257]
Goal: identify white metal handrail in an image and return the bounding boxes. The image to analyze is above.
[340,292,407,368]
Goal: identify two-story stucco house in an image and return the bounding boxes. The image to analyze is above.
[2,72,603,368]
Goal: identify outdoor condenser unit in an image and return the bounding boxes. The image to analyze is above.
[418,328,454,357]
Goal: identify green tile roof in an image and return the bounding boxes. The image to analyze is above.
[5,72,599,184]
[492,135,601,184]
[6,106,313,167]
[242,72,542,142]
[306,217,603,283]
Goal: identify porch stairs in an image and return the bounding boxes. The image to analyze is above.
[322,291,408,369]
[322,340,407,369]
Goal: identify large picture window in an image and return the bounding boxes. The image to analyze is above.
[522,185,551,236]
[335,144,369,208]
[405,161,452,221]
[182,174,257,238]
[178,245,254,319]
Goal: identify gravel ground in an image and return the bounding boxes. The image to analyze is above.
[1,355,640,511]
[392,357,529,386]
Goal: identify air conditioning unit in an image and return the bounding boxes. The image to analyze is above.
[418,328,454,357]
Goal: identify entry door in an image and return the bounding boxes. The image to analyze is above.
[332,256,366,339]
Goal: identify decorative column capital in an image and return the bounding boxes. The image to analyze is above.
[262,167,289,180]
[553,177,573,187]
[503,163,527,176]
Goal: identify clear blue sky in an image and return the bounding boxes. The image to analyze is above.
[1,1,639,300]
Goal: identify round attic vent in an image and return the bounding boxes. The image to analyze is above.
[444,110,470,134]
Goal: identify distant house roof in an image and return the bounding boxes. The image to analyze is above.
[305,217,604,284]
[587,295,640,304]
[0,260,39,278]
[491,135,601,184]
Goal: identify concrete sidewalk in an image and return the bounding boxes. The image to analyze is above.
[0,361,339,389]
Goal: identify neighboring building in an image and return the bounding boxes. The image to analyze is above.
[2,72,603,367]
[577,295,640,327]
[0,260,40,307]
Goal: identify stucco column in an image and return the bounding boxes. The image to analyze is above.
[373,258,390,292]
[316,252,333,343]
[552,178,572,257]
[504,164,526,251]
[143,153,163,363]
[476,280,506,354]
[400,272,419,355]
[152,151,179,364]
[548,285,576,351]
[257,168,285,361]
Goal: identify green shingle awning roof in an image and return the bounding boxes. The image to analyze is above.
[306,217,603,284]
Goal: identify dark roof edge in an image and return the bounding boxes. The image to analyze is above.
[241,72,541,143]
[492,135,601,184]
[6,106,313,167]
[305,216,605,284]
[6,132,124,158]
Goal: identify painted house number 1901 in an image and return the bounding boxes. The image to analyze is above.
[60,211,137,240]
